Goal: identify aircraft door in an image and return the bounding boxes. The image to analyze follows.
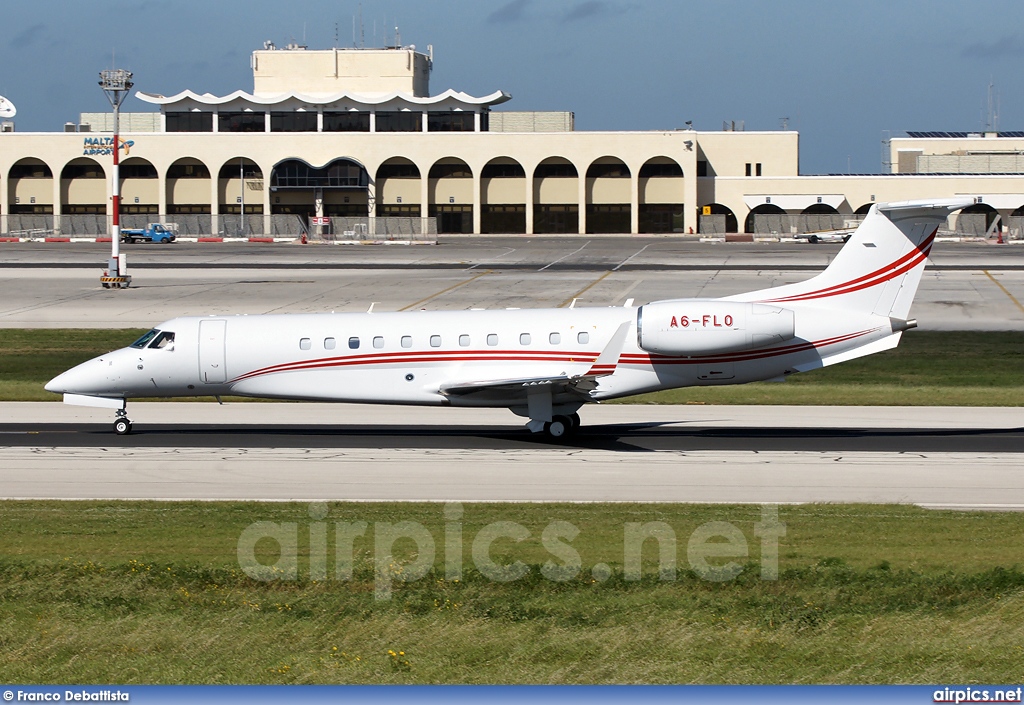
[198,319,227,384]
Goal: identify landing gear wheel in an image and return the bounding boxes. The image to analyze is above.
[113,418,132,435]
[569,413,581,430]
[545,415,572,439]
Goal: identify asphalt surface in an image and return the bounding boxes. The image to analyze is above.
[4,422,1023,453]
[2,238,1023,270]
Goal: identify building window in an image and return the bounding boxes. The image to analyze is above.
[166,112,213,132]
[167,163,211,179]
[756,163,763,176]
[535,163,578,178]
[324,337,336,350]
[745,163,752,177]
[299,338,311,350]
[430,335,442,347]
[586,162,629,178]
[219,112,265,133]
[120,164,158,179]
[377,162,420,179]
[375,111,422,132]
[401,335,412,348]
[373,336,384,349]
[428,112,475,132]
[270,111,317,132]
[61,164,104,179]
[578,332,589,344]
[459,334,470,347]
[348,337,360,349]
[481,162,526,178]
[428,163,472,179]
[639,162,683,178]
[486,333,498,346]
[323,112,370,132]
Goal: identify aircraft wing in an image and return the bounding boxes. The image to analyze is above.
[439,373,601,398]
[438,321,632,400]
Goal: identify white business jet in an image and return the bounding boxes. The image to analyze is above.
[46,199,968,438]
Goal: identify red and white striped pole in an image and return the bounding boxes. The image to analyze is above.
[99,69,132,283]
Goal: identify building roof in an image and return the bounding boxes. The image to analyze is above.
[136,88,512,110]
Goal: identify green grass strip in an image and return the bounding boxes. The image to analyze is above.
[0,501,1021,683]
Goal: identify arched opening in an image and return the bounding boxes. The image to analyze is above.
[376,158,421,218]
[165,157,212,235]
[428,158,473,233]
[854,203,874,216]
[956,202,999,236]
[270,158,369,225]
[744,203,785,234]
[699,203,737,234]
[586,157,630,234]
[799,203,843,234]
[120,158,158,227]
[218,158,264,236]
[639,156,684,233]
[7,158,54,214]
[60,158,106,234]
[481,157,526,233]
[533,157,579,234]
[1008,205,1024,239]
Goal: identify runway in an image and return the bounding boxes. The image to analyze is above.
[4,403,1023,508]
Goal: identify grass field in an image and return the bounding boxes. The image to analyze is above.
[0,501,1022,684]
[2,328,1023,405]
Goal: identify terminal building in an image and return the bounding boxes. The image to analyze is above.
[2,43,1024,237]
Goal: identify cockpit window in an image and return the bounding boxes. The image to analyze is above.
[149,331,175,349]
[130,329,159,349]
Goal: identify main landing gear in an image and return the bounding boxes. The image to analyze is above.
[113,408,133,435]
[543,413,581,439]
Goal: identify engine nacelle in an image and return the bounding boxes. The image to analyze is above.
[637,300,795,356]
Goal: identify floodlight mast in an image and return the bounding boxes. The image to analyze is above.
[99,69,133,288]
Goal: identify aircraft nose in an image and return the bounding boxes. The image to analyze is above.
[45,358,107,395]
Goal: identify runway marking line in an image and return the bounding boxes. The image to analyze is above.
[983,270,1024,315]
[560,271,613,308]
[539,241,590,271]
[399,270,492,311]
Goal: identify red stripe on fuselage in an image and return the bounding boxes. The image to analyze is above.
[229,330,879,383]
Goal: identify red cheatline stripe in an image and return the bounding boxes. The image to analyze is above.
[230,329,880,383]
[232,349,600,383]
[763,229,936,303]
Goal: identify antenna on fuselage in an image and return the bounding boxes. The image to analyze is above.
[569,298,577,309]
[367,302,378,313]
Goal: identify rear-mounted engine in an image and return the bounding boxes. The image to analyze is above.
[637,300,795,356]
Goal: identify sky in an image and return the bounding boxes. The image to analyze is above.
[2,0,1024,174]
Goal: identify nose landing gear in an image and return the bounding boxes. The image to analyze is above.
[113,408,133,435]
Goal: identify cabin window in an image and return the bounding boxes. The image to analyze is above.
[348,337,360,349]
[459,334,470,347]
[401,335,413,348]
[486,333,498,346]
[300,338,311,350]
[430,335,442,347]
[130,329,159,349]
[549,332,561,345]
[577,332,589,344]
[373,336,384,349]
[520,333,531,345]
[324,337,336,350]
[149,331,175,349]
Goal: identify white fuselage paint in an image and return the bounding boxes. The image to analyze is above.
[48,304,894,408]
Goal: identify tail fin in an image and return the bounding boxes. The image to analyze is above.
[731,199,971,318]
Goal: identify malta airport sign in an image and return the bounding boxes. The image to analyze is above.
[82,136,135,156]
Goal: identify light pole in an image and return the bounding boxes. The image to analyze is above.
[99,68,133,289]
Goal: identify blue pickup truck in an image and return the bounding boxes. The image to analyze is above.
[120,223,177,244]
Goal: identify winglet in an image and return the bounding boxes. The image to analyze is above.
[584,321,631,377]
